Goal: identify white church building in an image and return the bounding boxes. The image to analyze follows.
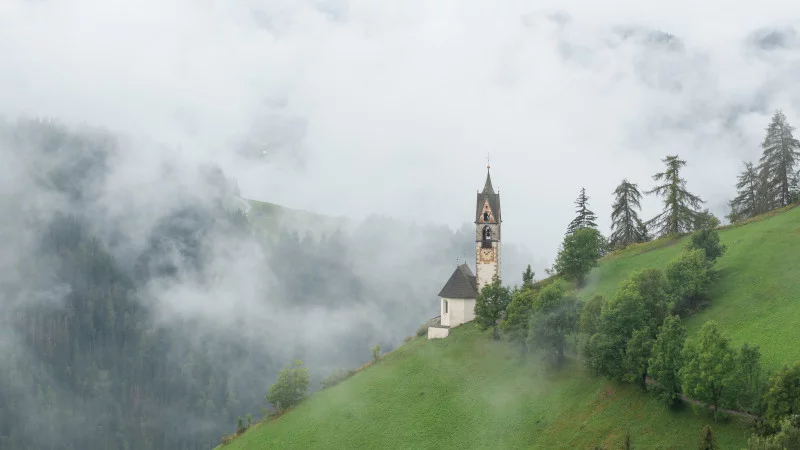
[428,166,502,339]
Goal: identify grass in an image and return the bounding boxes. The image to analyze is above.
[580,204,800,371]
[220,324,747,449]
[219,204,800,449]
[244,198,348,237]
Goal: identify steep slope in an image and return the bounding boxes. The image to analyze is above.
[244,198,348,237]
[220,324,747,449]
[581,204,800,370]
[220,204,800,449]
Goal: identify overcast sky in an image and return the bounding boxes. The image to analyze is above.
[2,0,800,271]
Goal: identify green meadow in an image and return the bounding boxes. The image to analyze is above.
[220,204,800,449]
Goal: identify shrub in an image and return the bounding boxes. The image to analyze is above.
[266,359,310,413]
[699,425,717,449]
[686,228,726,263]
[221,434,236,446]
[416,324,428,337]
[747,415,800,449]
[372,344,381,362]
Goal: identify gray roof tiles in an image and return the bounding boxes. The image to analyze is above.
[437,263,479,299]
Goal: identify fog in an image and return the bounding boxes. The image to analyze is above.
[1,1,800,448]
[3,1,800,272]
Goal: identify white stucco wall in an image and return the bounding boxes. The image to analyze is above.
[441,297,477,328]
[476,259,498,292]
[427,327,449,339]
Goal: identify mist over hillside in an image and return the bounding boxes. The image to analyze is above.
[0,119,531,449]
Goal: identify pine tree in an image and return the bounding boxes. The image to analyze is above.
[759,110,800,208]
[728,162,760,222]
[521,264,535,289]
[566,187,598,235]
[609,179,648,248]
[646,155,704,236]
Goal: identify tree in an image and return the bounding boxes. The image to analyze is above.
[526,286,580,366]
[699,425,717,450]
[609,179,648,249]
[629,268,672,333]
[759,110,800,208]
[729,162,762,222]
[765,363,800,425]
[623,327,654,389]
[686,227,726,263]
[522,264,535,289]
[554,227,603,286]
[266,360,310,414]
[566,187,598,235]
[735,343,766,414]
[680,321,737,416]
[747,415,800,450]
[502,287,537,350]
[646,155,705,236]
[586,280,648,379]
[665,249,714,316]
[648,315,687,407]
[474,276,512,340]
[579,294,605,337]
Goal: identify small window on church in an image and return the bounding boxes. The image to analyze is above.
[443,300,448,314]
[483,212,490,222]
[483,227,491,240]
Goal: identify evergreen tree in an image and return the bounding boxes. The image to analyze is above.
[609,179,648,249]
[646,155,705,236]
[759,110,800,208]
[729,162,761,222]
[522,264,535,289]
[566,187,598,234]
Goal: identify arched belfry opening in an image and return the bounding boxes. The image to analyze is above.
[482,226,492,248]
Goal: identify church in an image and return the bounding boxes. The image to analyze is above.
[428,166,501,339]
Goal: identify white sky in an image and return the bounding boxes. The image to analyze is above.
[2,0,799,270]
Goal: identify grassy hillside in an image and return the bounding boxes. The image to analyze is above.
[219,204,800,449]
[580,204,800,370]
[221,324,747,449]
[243,198,348,237]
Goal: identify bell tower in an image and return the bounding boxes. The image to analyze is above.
[475,164,501,292]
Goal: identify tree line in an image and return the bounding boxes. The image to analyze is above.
[470,109,800,449]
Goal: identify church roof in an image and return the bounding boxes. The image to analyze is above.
[438,263,479,299]
[475,168,501,223]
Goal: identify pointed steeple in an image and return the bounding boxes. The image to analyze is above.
[475,164,501,224]
[482,168,495,195]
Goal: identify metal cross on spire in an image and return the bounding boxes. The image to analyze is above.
[487,153,490,169]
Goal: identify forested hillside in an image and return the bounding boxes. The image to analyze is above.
[0,119,529,450]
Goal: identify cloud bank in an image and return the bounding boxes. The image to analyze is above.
[3,1,800,272]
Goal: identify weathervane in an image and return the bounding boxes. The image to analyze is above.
[487,153,490,169]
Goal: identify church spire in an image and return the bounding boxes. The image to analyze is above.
[482,167,495,195]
